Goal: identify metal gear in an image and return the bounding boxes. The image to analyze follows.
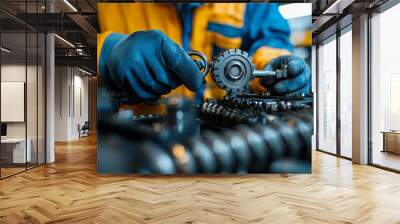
[211,49,256,94]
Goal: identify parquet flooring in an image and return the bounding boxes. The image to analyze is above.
[1,135,400,223]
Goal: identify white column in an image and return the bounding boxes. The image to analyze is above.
[46,32,55,163]
[352,14,369,164]
[311,45,317,150]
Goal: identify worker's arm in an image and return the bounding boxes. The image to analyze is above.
[97,30,205,104]
[242,4,310,95]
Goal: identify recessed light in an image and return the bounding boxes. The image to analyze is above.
[1,47,11,53]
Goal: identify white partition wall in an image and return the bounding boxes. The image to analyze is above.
[54,67,89,141]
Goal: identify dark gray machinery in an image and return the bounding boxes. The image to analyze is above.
[98,49,312,174]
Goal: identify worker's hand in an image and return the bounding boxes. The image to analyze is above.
[100,30,205,103]
[261,55,311,95]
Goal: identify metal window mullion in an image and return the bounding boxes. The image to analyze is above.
[316,44,320,151]
[36,0,39,167]
[25,0,28,171]
[336,27,341,157]
[367,11,373,165]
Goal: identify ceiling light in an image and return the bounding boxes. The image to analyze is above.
[279,3,312,20]
[322,0,354,15]
[78,67,93,76]
[1,47,11,53]
[54,34,75,48]
[63,0,78,12]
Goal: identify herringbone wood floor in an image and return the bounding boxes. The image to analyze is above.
[1,135,400,224]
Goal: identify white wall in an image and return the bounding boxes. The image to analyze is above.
[54,67,89,141]
[0,65,42,138]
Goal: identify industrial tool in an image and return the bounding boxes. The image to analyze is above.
[189,49,288,94]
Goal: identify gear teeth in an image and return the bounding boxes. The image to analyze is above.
[211,49,255,95]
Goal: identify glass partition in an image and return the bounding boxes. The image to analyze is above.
[0,1,46,179]
[317,37,337,154]
[1,30,28,177]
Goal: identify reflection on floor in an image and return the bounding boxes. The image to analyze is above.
[0,162,42,178]
[373,150,400,171]
[0,167,25,177]
[0,136,400,223]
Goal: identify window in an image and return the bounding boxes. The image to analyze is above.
[370,3,400,171]
[317,37,337,154]
[339,28,352,158]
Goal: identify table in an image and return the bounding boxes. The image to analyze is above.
[382,131,400,154]
[1,138,31,164]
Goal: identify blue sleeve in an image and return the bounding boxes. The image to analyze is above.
[241,3,293,55]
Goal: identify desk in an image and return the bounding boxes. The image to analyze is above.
[1,138,31,163]
[382,131,400,154]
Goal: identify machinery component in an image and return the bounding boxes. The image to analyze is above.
[253,124,285,163]
[202,130,236,173]
[138,141,176,174]
[184,138,217,173]
[200,101,259,126]
[211,49,255,94]
[189,49,288,94]
[98,92,313,174]
[221,94,313,112]
[169,143,198,174]
[263,114,303,158]
[269,159,311,173]
[221,130,251,173]
[236,125,268,172]
[188,51,210,78]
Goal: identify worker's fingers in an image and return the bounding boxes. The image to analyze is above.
[147,53,180,90]
[265,55,291,71]
[286,56,305,78]
[260,76,277,87]
[131,64,170,96]
[124,69,160,102]
[160,35,205,91]
[271,65,310,95]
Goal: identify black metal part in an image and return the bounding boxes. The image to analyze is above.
[221,130,251,173]
[190,49,288,95]
[202,130,236,173]
[184,138,217,173]
[236,125,268,172]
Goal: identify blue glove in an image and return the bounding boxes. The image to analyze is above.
[261,55,311,95]
[99,30,205,103]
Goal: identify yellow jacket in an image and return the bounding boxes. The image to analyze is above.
[98,3,292,112]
